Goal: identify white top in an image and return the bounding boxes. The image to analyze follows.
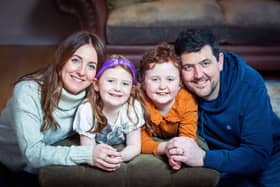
[73,100,144,145]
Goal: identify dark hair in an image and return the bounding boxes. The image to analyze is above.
[174,29,220,60]
[16,31,105,131]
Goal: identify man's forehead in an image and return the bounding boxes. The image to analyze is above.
[181,46,214,61]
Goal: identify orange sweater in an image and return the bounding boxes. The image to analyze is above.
[141,88,198,154]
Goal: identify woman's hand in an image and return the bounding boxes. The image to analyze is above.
[92,144,122,171]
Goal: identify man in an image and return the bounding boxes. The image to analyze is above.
[168,29,280,186]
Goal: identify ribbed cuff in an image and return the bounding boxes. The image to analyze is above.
[70,145,93,165]
[204,150,222,170]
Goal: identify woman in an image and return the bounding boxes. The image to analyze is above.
[0,31,105,186]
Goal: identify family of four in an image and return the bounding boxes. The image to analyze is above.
[0,29,279,187]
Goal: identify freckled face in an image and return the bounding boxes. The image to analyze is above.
[143,62,180,110]
[61,44,98,94]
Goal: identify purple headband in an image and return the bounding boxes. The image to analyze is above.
[96,57,137,84]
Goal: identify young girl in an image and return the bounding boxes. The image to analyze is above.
[139,42,198,170]
[73,55,145,172]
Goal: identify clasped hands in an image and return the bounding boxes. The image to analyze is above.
[91,137,206,171]
[92,144,122,171]
[165,137,206,170]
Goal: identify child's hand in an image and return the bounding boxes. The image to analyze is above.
[92,144,122,171]
[107,151,122,164]
[169,157,182,170]
[165,138,183,170]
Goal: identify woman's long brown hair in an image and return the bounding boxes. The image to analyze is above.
[15,31,105,131]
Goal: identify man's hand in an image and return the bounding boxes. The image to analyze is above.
[166,137,206,167]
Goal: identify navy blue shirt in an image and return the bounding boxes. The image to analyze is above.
[199,52,280,175]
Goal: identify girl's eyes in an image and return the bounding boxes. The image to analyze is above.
[150,77,159,82]
[122,82,131,86]
[149,77,176,82]
[167,77,175,81]
[106,79,131,86]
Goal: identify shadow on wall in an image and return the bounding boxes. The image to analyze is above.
[0,0,80,45]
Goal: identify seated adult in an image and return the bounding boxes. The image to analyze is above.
[0,31,105,187]
[167,28,280,187]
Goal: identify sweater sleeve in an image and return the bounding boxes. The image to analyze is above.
[178,89,198,140]
[12,82,93,169]
[204,85,273,174]
[141,127,160,155]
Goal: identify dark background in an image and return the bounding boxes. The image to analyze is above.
[0,0,79,45]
